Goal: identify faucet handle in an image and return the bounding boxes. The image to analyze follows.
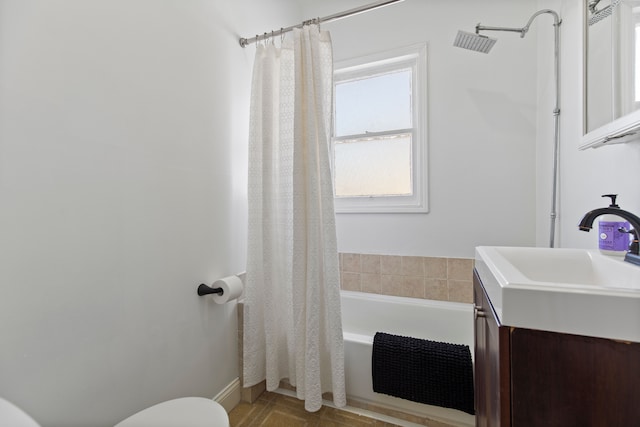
[602,194,619,207]
[618,226,637,236]
[618,226,639,255]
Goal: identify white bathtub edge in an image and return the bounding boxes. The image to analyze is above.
[340,290,474,312]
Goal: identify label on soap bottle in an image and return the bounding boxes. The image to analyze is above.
[599,221,631,252]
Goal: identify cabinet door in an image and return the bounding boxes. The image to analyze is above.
[473,270,511,427]
[511,328,640,427]
[473,273,488,427]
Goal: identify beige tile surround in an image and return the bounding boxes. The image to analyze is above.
[340,253,474,304]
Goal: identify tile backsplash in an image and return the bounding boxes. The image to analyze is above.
[339,253,474,304]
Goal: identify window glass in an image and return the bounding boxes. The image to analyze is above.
[334,134,412,197]
[335,70,412,137]
[332,43,428,213]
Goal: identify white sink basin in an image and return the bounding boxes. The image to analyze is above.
[475,246,640,342]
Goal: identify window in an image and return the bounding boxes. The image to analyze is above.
[332,43,428,213]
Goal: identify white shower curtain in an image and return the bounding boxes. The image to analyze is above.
[243,25,346,412]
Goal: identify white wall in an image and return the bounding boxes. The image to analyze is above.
[541,0,640,250]
[0,1,298,426]
[301,0,539,258]
[300,0,640,257]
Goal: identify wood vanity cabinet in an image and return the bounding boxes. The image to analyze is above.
[473,269,640,427]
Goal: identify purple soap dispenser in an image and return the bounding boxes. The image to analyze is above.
[598,194,631,256]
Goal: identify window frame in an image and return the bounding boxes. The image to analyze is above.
[633,6,640,108]
[331,43,428,213]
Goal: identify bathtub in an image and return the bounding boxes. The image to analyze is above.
[340,291,475,427]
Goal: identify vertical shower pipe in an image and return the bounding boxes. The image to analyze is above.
[548,10,561,248]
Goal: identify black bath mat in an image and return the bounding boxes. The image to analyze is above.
[372,332,474,415]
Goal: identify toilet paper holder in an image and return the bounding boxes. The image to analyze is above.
[197,283,224,296]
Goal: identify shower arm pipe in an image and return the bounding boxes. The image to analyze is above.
[477,9,561,38]
[476,25,528,37]
[477,9,562,248]
[238,0,404,48]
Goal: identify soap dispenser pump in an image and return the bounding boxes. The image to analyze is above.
[598,194,631,256]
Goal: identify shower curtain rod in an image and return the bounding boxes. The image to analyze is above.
[239,0,405,48]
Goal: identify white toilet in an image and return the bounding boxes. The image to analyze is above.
[1,397,229,427]
[0,398,41,427]
[115,397,229,427]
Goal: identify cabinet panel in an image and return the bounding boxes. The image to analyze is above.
[473,271,510,427]
[473,276,488,427]
[511,328,640,427]
[474,268,640,427]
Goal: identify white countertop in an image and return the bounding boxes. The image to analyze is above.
[475,246,640,343]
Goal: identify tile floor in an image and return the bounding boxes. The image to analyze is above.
[228,391,403,426]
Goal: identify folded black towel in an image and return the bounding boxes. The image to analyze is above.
[372,332,474,415]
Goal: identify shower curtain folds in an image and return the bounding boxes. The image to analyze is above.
[243,25,346,412]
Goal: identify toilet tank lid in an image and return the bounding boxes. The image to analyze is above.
[114,397,229,427]
[0,398,42,427]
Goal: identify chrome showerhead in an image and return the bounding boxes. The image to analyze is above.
[588,0,620,26]
[453,30,497,54]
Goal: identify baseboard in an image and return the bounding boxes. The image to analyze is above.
[241,380,266,403]
[213,377,241,413]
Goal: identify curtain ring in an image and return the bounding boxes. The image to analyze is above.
[280,27,285,44]
[271,30,275,44]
